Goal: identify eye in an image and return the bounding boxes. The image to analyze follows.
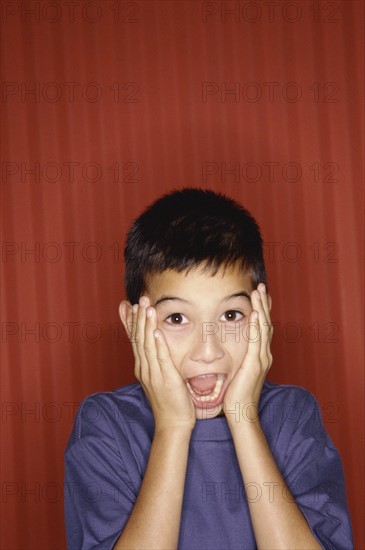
[221,310,245,322]
[164,313,188,325]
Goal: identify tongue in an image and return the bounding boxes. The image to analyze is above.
[188,374,218,394]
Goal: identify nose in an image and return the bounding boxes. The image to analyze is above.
[190,323,225,364]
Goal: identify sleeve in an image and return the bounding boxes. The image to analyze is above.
[64,396,138,550]
[282,391,354,550]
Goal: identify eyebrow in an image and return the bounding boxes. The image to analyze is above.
[153,290,252,307]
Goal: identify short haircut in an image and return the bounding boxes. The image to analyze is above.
[123,187,268,305]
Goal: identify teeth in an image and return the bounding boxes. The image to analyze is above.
[186,374,225,402]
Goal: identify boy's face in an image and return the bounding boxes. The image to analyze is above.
[120,262,271,421]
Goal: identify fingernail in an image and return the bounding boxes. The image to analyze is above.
[132,304,138,313]
[261,283,266,293]
[146,307,153,318]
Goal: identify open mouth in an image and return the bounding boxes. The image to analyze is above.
[185,373,228,408]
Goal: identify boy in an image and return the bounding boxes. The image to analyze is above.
[64,188,353,549]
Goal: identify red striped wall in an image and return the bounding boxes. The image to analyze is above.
[2,1,363,547]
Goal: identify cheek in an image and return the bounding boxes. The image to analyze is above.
[157,325,187,370]
[224,324,250,362]
[228,341,247,360]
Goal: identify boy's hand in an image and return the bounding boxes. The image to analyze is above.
[222,283,273,424]
[128,296,196,434]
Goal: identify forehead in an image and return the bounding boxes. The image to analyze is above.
[144,263,253,304]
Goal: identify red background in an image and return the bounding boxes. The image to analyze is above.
[1,1,364,548]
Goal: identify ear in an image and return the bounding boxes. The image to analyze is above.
[119,300,133,338]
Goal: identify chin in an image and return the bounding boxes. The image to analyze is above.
[194,403,224,421]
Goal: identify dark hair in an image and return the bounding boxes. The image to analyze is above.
[123,187,268,304]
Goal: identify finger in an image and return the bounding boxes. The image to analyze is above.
[153,328,180,383]
[256,286,273,353]
[131,303,141,379]
[251,290,269,357]
[144,306,163,380]
[258,284,274,344]
[247,308,271,376]
[258,284,270,320]
[135,297,150,383]
[244,311,261,363]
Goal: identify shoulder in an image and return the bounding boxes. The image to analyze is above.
[259,380,327,442]
[65,382,155,491]
[259,381,341,477]
[67,381,154,446]
[260,379,318,410]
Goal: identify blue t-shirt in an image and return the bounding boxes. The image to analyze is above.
[64,380,354,549]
